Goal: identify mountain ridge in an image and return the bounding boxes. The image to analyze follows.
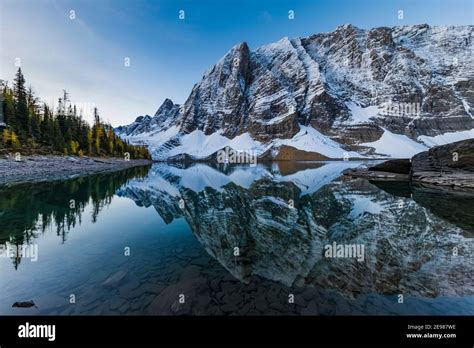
[117,24,474,160]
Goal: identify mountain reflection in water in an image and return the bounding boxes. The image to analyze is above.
[0,161,472,315]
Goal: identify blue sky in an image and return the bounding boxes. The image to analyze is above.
[1,0,472,126]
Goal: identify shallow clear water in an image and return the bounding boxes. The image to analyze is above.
[0,162,473,315]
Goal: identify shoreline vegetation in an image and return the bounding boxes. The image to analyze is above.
[1,68,151,160]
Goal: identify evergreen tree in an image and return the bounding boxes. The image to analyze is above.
[26,86,41,140]
[13,68,28,139]
[40,103,53,144]
[2,83,15,129]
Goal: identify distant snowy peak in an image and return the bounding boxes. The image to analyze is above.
[115,115,153,137]
[154,98,177,118]
[116,98,180,137]
[118,24,474,160]
[152,98,181,131]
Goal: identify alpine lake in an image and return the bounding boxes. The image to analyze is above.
[1,161,473,315]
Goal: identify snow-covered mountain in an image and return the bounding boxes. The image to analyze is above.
[117,24,474,160]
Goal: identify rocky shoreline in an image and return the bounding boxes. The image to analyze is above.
[344,139,474,190]
[0,155,152,186]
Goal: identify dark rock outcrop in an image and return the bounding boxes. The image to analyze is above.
[369,159,411,174]
[411,139,474,189]
[347,139,474,188]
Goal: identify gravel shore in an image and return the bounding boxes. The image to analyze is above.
[0,155,152,186]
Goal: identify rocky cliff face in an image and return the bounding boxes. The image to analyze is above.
[117,24,474,160]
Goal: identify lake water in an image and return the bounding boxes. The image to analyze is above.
[0,162,473,315]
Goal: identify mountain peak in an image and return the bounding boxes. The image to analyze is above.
[235,41,249,50]
[134,115,151,123]
[222,41,250,62]
[335,23,359,31]
[154,98,176,117]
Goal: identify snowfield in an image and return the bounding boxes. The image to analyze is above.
[360,129,429,158]
[418,129,474,147]
[277,125,361,158]
[167,130,265,158]
[344,102,381,125]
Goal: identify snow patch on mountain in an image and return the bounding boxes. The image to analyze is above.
[130,125,179,144]
[360,129,428,158]
[166,130,266,158]
[418,129,474,147]
[343,102,381,125]
[278,125,361,158]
